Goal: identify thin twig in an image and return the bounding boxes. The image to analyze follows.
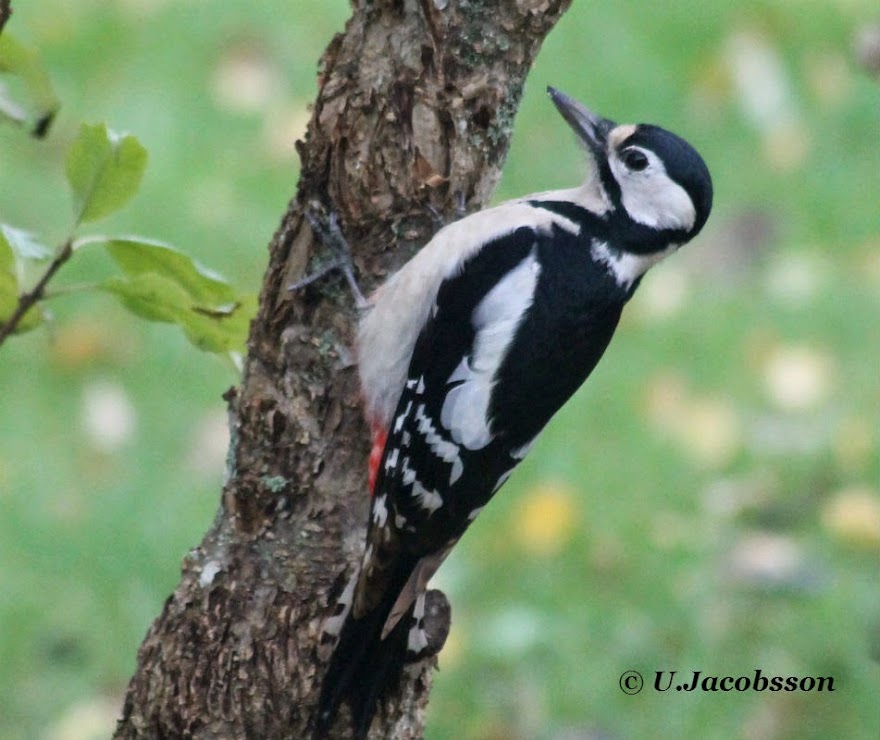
[0,239,72,346]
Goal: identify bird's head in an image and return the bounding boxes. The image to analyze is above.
[548,87,713,252]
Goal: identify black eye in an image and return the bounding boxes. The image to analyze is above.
[622,148,649,171]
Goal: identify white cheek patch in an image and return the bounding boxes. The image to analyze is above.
[611,152,696,232]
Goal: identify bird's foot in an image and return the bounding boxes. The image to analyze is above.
[289,202,370,311]
[423,190,468,229]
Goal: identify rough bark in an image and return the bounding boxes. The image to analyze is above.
[115,1,571,738]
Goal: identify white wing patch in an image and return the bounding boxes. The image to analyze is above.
[321,571,357,640]
[401,459,416,486]
[372,494,389,527]
[492,469,513,493]
[384,447,399,472]
[414,403,463,485]
[406,592,428,654]
[411,480,443,514]
[393,400,411,434]
[399,456,443,514]
[440,250,541,450]
[510,436,537,460]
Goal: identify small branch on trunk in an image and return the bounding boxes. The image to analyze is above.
[0,239,72,347]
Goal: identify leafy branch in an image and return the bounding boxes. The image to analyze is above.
[1,11,253,359]
[0,122,255,359]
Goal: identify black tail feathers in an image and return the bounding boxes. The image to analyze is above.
[311,565,417,739]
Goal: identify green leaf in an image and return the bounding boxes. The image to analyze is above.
[0,270,44,334]
[87,236,253,353]
[178,297,254,353]
[0,224,52,262]
[0,269,18,315]
[65,123,148,225]
[0,34,60,137]
[0,234,13,273]
[180,292,256,353]
[102,238,236,306]
[99,272,255,354]
[100,273,190,324]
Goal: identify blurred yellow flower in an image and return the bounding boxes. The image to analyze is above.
[514,481,578,556]
[211,42,280,114]
[643,371,689,430]
[262,102,311,161]
[643,373,742,468]
[630,264,691,323]
[821,486,880,549]
[833,417,875,472]
[723,29,811,172]
[762,344,834,411]
[46,694,120,740]
[676,397,741,469]
[729,531,804,586]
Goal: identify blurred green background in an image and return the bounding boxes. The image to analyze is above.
[1,1,878,739]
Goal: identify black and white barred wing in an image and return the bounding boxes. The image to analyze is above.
[354,227,545,627]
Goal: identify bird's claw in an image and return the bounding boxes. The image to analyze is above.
[289,202,370,311]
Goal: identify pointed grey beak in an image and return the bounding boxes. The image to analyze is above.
[547,86,615,156]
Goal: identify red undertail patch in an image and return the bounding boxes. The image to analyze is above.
[368,424,388,496]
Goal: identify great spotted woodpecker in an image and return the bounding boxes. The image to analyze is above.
[312,87,713,738]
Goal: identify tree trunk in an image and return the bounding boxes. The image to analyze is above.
[114,1,571,737]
